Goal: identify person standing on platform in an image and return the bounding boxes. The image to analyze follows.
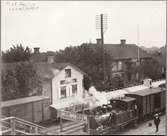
[154,113,161,132]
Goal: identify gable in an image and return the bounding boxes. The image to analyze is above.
[34,62,85,81]
[52,65,84,81]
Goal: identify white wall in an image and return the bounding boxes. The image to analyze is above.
[52,65,84,105]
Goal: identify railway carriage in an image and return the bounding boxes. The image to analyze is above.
[125,87,165,121]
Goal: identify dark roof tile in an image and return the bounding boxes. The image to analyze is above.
[85,43,151,60]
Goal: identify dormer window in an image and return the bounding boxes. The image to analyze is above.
[65,69,71,78]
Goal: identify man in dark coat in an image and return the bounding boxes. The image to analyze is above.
[154,113,161,132]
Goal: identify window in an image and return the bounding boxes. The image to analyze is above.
[60,86,66,98]
[118,61,122,71]
[72,78,77,82]
[60,80,65,85]
[72,84,77,95]
[112,62,117,71]
[65,69,71,78]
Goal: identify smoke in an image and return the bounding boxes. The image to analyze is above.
[88,86,108,106]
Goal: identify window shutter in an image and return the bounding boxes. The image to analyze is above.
[67,86,70,97]
[58,88,61,98]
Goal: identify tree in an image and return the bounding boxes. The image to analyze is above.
[15,62,42,97]
[2,44,32,62]
[139,59,162,80]
[1,62,42,101]
[1,69,19,101]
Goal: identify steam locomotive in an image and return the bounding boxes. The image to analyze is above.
[83,85,165,134]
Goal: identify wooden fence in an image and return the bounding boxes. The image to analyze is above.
[1,116,54,135]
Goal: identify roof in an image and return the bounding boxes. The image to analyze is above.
[110,97,136,103]
[83,43,151,60]
[2,62,86,80]
[1,95,49,108]
[105,80,165,100]
[127,87,164,97]
[105,44,151,59]
[34,62,86,80]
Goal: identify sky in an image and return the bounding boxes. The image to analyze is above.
[1,1,166,52]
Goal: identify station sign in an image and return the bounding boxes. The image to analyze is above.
[59,110,87,122]
[64,103,89,112]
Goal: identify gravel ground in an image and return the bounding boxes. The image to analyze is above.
[111,115,166,135]
[41,115,166,135]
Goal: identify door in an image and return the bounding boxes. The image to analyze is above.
[24,103,33,122]
[160,92,165,109]
[154,93,161,111]
[150,95,154,114]
[43,100,51,121]
[142,97,146,116]
[146,96,150,114]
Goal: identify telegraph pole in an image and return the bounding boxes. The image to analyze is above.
[137,24,140,81]
[100,14,104,45]
[100,14,105,82]
[96,14,108,83]
[137,24,140,62]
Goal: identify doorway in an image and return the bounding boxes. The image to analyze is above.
[154,93,161,110]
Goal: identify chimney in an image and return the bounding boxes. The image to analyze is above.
[34,47,40,54]
[120,39,126,45]
[47,55,54,63]
[96,38,102,45]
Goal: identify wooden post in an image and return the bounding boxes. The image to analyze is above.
[87,115,90,135]
[35,127,38,134]
[60,111,63,132]
[11,118,15,135]
[30,126,33,134]
[82,104,84,115]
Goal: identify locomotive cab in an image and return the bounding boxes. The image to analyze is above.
[108,96,138,127]
[110,96,137,112]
